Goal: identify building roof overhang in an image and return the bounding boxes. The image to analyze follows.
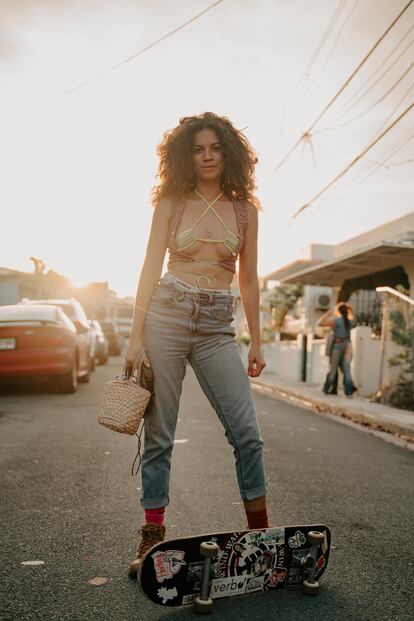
[266,242,414,287]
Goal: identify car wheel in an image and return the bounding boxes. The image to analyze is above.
[79,357,91,383]
[59,361,78,393]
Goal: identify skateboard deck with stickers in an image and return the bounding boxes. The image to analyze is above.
[140,524,331,612]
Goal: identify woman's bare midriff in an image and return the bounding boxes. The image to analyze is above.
[169,263,235,290]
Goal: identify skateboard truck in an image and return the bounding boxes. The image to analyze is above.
[195,541,220,614]
[293,530,325,595]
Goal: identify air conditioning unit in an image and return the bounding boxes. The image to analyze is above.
[315,293,332,310]
[315,291,332,310]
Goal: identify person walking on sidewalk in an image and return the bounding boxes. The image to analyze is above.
[124,112,269,578]
[318,302,355,398]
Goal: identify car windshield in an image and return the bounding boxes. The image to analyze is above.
[58,310,76,331]
[0,304,60,323]
[55,304,77,322]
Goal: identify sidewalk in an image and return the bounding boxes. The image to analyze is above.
[250,373,414,447]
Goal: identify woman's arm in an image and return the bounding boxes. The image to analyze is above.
[316,307,336,328]
[238,204,266,377]
[124,199,170,371]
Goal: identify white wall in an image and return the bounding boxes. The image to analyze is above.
[307,337,329,385]
[278,338,301,380]
[239,336,301,380]
[239,328,382,396]
[351,327,381,396]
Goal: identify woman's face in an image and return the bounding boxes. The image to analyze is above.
[191,128,225,184]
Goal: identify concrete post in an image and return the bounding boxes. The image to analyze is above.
[306,332,314,384]
[297,332,307,382]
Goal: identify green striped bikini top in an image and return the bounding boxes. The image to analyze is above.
[174,191,239,253]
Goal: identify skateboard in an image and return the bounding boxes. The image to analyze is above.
[140,524,331,613]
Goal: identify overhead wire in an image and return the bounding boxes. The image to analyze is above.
[323,58,414,131]
[367,77,414,139]
[315,130,414,170]
[278,0,348,139]
[272,0,414,173]
[291,100,414,219]
[316,125,414,192]
[331,23,414,121]
[271,125,414,234]
[34,0,225,109]
[312,128,414,217]
[294,0,348,93]
[304,0,360,95]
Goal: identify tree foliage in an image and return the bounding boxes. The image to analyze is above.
[262,283,304,332]
[386,304,414,411]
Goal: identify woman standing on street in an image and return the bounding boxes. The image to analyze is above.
[124,112,269,577]
[318,302,356,398]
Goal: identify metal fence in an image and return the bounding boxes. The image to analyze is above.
[348,289,384,335]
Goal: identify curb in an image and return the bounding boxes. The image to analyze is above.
[250,378,414,445]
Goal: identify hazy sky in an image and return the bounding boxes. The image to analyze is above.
[1,0,413,296]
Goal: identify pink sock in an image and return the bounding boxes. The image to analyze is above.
[145,507,165,526]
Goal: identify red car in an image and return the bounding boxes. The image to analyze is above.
[0,304,90,392]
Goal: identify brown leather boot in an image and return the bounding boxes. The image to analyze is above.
[129,523,166,578]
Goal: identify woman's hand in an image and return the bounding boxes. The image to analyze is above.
[123,340,147,378]
[247,344,266,377]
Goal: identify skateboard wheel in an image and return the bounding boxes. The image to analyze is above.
[303,579,320,596]
[195,596,213,613]
[307,531,325,546]
[200,541,219,558]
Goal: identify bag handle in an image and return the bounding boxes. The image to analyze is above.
[121,347,146,382]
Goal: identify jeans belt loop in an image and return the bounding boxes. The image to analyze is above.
[191,295,200,321]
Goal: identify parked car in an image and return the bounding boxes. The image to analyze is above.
[90,320,108,365]
[100,320,124,356]
[0,304,90,392]
[21,297,95,374]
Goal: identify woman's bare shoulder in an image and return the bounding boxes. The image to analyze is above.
[245,201,258,223]
[153,197,172,217]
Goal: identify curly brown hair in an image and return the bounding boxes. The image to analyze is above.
[151,112,259,208]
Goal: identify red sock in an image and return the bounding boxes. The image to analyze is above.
[246,507,269,529]
[145,507,165,526]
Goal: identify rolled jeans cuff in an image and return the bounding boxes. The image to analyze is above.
[240,482,268,501]
[140,495,170,510]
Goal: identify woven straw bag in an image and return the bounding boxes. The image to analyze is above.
[99,357,152,435]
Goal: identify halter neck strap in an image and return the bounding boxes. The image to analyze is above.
[194,189,224,207]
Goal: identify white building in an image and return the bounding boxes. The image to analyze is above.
[247,213,414,397]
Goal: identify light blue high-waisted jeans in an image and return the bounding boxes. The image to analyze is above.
[140,272,267,509]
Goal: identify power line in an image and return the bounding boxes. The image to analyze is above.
[317,126,414,195]
[304,0,360,95]
[269,116,414,234]
[325,58,414,130]
[272,0,414,173]
[294,0,348,93]
[369,77,414,139]
[291,100,414,219]
[313,128,414,217]
[278,0,348,139]
[34,0,224,109]
[316,129,414,170]
[332,23,414,121]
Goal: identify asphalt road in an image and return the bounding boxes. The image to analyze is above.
[1,357,413,621]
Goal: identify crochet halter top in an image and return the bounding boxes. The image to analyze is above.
[167,196,249,274]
